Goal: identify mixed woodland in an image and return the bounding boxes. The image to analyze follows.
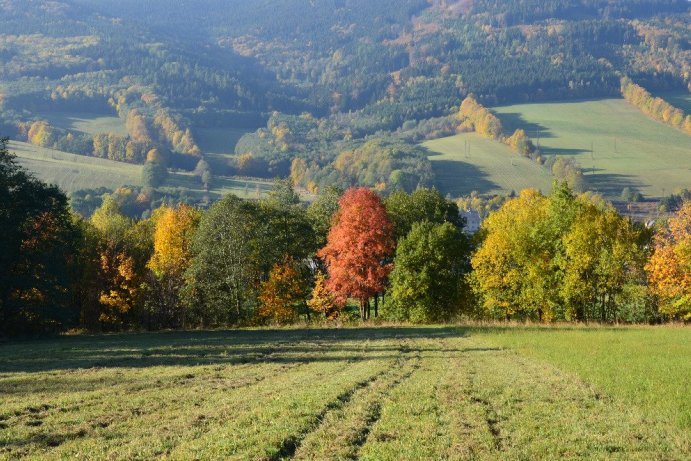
[2,138,690,337]
[0,0,689,215]
[1,1,690,335]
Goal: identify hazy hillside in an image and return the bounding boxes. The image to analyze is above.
[1,0,689,214]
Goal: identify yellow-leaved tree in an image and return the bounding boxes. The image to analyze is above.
[646,202,691,320]
[471,188,553,320]
[146,204,201,327]
[307,270,341,320]
[560,200,645,322]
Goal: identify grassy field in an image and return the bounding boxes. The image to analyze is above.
[167,171,279,201]
[10,141,143,192]
[194,127,249,155]
[34,111,127,137]
[472,326,691,433]
[1,326,688,460]
[423,133,553,197]
[9,141,315,202]
[193,127,252,175]
[493,98,691,199]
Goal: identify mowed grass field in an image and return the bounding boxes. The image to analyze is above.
[10,141,143,192]
[1,327,689,460]
[494,98,691,198]
[423,133,553,197]
[472,326,691,433]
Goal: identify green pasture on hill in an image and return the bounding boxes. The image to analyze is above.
[193,126,253,176]
[423,133,553,197]
[0,326,688,460]
[33,111,128,137]
[10,141,143,192]
[9,140,314,202]
[425,99,691,199]
[493,98,691,199]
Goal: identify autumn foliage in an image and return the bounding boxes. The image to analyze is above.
[646,202,691,320]
[621,77,691,135]
[317,188,395,319]
[308,271,341,319]
[259,258,309,324]
[457,95,503,140]
[148,204,200,279]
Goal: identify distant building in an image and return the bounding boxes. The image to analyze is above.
[461,210,482,234]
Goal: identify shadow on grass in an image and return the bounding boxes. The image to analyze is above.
[585,171,645,197]
[539,147,589,156]
[496,112,555,139]
[0,327,468,373]
[430,159,498,196]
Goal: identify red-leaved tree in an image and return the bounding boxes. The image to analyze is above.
[317,188,395,320]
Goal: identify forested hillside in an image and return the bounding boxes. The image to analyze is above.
[0,0,689,212]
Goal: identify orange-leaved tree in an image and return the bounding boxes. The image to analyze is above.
[317,188,395,320]
[646,201,691,320]
[258,257,309,324]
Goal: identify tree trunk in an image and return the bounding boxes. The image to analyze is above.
[360,301,366,321]
[374,294,379,318]
[366,300,371,320]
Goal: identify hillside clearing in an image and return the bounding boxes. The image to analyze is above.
[10,141,143,192]
[33,111,127,137]
[423,133,553,197]
[166,172,315,202]
[493,98,691,199]
[0,327,688,460]
[194,127,249,155]
[9,141,315,201]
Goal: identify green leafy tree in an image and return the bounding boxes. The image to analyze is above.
[385,187,464,241]
[388,221,469,322]
[183,195,265,326]
[142,160,168,188]
[307,186,342,249]
[260,180,316,264]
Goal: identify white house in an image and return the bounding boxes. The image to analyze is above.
[461,210,482,234]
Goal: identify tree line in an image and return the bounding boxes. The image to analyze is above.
[621,77,691,135]
[2,138,689,337]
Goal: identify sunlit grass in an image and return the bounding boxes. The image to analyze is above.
[472,325,691,432]
[0,327,688,459]
[493,98,691,199]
